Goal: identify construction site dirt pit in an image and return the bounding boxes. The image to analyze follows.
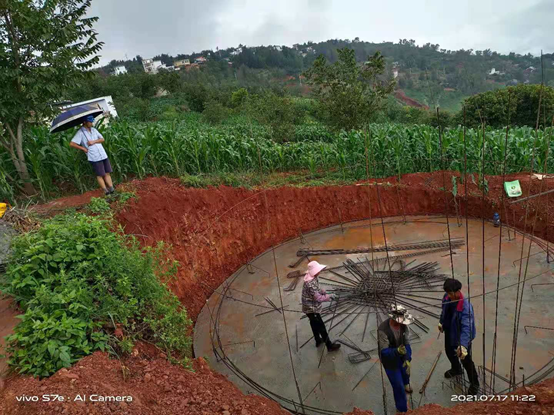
[194,215,554,415]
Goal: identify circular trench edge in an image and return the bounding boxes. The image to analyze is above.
[192,213,553,415]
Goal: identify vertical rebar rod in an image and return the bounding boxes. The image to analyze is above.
[491,92,512,393]
[437,108,455,280]
[480,116,487,389]
[509,55,545,388]
[257,138,305,414]
[512,114,552,387]
[463,105,472,365]
[365,127,388,414]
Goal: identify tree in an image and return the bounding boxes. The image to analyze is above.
[462,84,554,128]
[304,48,395,131]
[0,0,102,195]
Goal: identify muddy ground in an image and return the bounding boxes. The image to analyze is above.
[1,171,553,414]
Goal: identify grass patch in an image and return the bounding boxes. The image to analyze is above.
[179,171,357,190]
[0,213,191,377]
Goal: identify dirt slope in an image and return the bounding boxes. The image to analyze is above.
[2,172,553,414]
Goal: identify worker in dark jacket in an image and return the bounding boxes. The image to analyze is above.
[438,278,479,395]
[378,304,414,413]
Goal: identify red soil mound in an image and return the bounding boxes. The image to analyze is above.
[0,346,287,415]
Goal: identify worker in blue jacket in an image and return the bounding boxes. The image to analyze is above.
[378,304,414,413]
[438,278,480,395]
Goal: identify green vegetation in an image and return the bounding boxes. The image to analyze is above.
[0,214,191,377]
[463,84,554,128]
[2,119,553,204]
[0,0,102,196]
[102,39,551,98]
[88,197,111,214]
[179,171,353,189]
[305,48,395,130]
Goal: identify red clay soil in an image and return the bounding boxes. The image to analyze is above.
[3,171,554,414]
[115,172,554,321]
[395,90,428,109]
[0,344,287,415]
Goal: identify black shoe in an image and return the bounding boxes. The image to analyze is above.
[108,186,115,195]
[315,339,323,347]
[467,384,479,395]
[444,369,463,379]
[327,343,341,352]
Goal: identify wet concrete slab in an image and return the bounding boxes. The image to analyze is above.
[194,216,554,414]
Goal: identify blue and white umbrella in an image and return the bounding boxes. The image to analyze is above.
[50,104,103,134]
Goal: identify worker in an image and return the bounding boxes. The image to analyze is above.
[438,278,479,395]
[378,304,413,413]
[301,261,341,352]
[70,115,115,196]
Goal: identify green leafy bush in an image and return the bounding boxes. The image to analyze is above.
[202,100,230,125]
[462,84,554,128]
[1,214,191,377]
[88,197,111,214]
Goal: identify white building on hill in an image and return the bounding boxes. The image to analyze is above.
[113,65,127,75]
[142,58,167,74]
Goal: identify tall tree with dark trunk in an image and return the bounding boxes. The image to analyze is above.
[0,0,102,195]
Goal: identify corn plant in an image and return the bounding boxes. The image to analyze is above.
[1,119,553,201]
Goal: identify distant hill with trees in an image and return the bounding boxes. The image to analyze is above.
[98,38,553,111]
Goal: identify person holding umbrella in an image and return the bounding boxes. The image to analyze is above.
[69,115,115,196]
[378,304,413,413]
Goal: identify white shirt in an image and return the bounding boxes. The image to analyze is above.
[71,127,108,162]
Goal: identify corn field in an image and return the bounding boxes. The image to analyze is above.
[1,120,552,204]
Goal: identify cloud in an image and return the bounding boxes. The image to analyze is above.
[89,0,228,62]
[491,0,554,55]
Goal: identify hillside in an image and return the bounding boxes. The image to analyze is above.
[99,38,553,109]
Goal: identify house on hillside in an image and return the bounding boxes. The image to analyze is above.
[174,59,190,69]
[195,56,207,64]
[488,68,505,76]
[142,58,154,73]
[113,65,127,75]
[142,58,167,74]
[392,62,400,79]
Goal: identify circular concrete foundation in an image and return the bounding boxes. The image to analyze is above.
[194,216,554,414]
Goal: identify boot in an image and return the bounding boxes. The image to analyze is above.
[444,369,463,379]
[467,384,479,395]
[327,342,341,352]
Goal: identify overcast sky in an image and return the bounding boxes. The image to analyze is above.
[89,0,553,65]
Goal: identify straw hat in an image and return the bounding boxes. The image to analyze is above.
[388,304,414,325]
[304,261,327,282]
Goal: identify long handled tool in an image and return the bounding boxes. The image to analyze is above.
[418,351,442,407]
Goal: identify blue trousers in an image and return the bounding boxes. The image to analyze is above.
[385,363,410,413]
